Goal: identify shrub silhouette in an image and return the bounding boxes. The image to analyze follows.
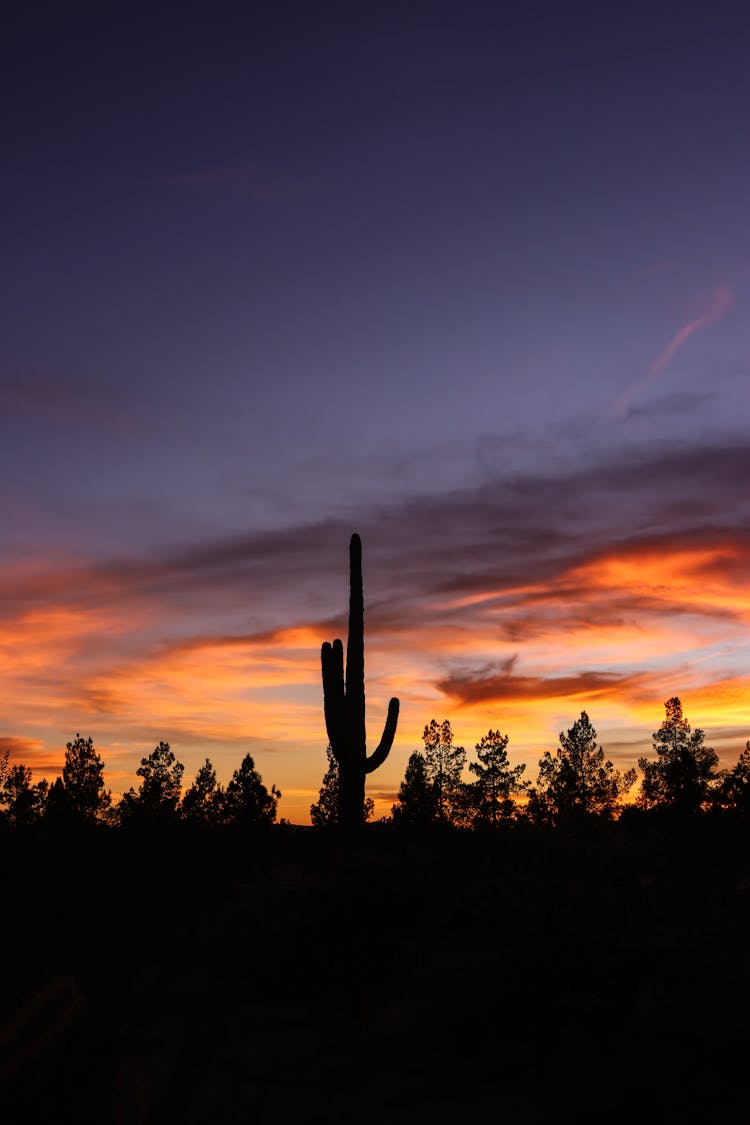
[321,533,399,829]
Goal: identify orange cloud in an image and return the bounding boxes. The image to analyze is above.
[569,541,750,620]
[1,735,46,762]
[438,667,645,706]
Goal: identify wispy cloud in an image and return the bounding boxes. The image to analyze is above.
[437,665,644,705]
[1,735,46,761]
[614,284,734,417]
[649,285,733,376]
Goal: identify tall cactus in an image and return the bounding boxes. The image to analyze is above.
[321,533,399,829]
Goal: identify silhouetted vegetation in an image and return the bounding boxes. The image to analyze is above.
[715,740,750,816]
[0,753,48,827]
[1,738,281,836]
[421,717,466,823]
[221,753,280,827]
[469,727,528,826]
[391,749,434,827]
[2,695,747,834]
[61,732,111,822]
[181,757,222,825]
[118,740,184,826]
[638,696,720,814]
[321,533,399,829]
[528,710,636,823]
[310,745,374,827]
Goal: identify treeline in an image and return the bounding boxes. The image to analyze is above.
[3,695,750,831]
[313,696,750,827]
[0,738,279,830]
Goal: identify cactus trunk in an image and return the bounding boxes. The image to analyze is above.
[321,533,399,829]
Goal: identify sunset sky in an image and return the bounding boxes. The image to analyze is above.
[2,2,749,822]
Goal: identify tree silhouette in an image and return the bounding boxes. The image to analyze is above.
[119,741,184,825]
[222,754,279,826]
[310,746,340,827]
[637,697,718,814]
[181,757,222,825]
[321,533,399,830]
[421,719,466,824]
[44,776,74,825]
[391,750,435,827]
[61,733,110,822]
[310,745,374,826]
[1,763,48,827]
[716,741,750,816]
[0,750,10,825]
[469,729,528,826]
[529,711,636,822]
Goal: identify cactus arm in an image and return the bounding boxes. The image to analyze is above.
[364,696,400,774]
[321,639,345,760]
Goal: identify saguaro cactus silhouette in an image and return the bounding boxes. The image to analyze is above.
[321,533,399,828]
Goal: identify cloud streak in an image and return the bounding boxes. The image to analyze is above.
[614,285,734,418]
[438,665,645,705]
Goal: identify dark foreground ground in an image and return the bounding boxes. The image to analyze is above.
[1,816,749,1123]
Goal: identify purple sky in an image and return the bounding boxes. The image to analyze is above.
[2,2,749,820]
